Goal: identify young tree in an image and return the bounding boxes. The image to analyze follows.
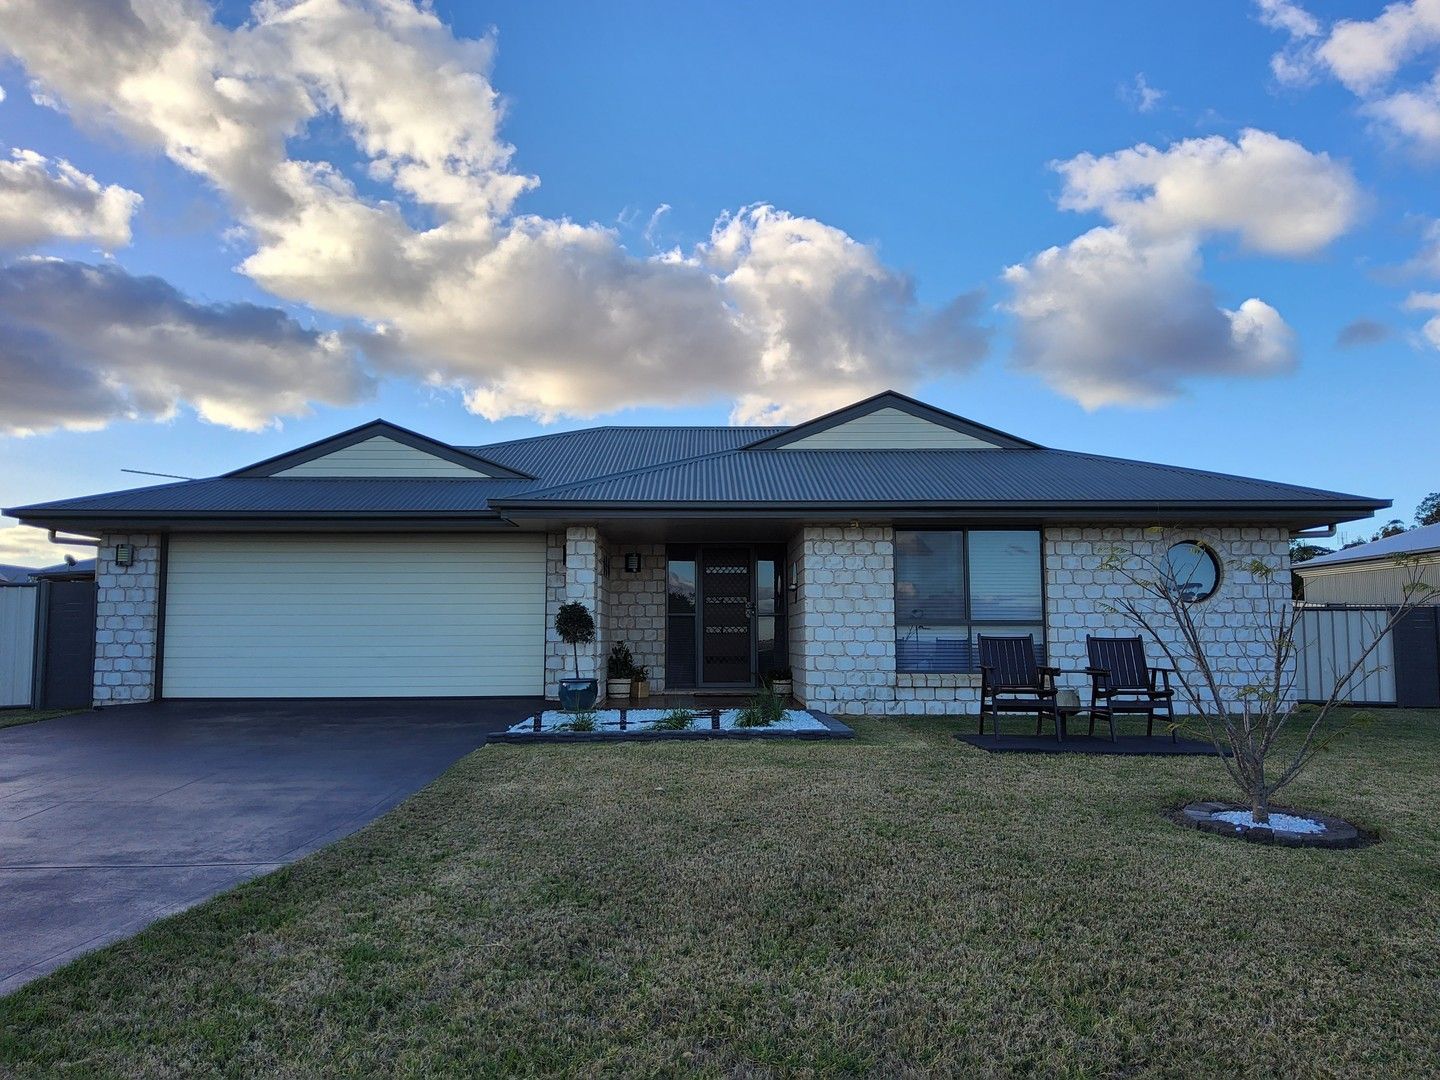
[554,601,596,680]
[1101,532,1437,823]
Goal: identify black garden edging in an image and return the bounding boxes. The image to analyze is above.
[489,710,854,745]
[1172,800,1375,850]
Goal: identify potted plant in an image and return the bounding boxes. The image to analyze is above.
[632,663,650,700]
[766,666,793,698]
[606,640,636,702]
[554,601,598,709]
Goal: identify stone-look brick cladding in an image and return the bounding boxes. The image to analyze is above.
[788,527,896,715]
[93,533,161,705]
[601,542,667,691]
[1043,526,1293,705]
[788,524,1292,717]
[543,527,609,699]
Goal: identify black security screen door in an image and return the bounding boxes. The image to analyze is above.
[700,546,753,685]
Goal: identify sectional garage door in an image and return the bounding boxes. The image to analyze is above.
[162,535,546,698]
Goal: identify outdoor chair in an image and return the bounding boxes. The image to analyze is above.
[1085,635,1176,742]
[978,634,1062,741]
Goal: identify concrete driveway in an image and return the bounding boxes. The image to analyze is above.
[0,698,537,994]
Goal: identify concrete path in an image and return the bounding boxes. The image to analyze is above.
[0,697,537,994]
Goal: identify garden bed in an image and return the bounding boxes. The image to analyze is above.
[492,707,853,743]
[1174,800,1372,849]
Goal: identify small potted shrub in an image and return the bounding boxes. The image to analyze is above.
[766,666,793,698]
[606,640,636,702]
[554,602,598,709]
[632,663,650,701]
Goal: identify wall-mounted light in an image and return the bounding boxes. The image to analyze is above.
[113,542,135,567]
[624,552,642,573]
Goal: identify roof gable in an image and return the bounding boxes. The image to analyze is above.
[227,421,532,480]
[742,391,1040,451]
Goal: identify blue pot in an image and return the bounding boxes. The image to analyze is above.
[559,678,598,710]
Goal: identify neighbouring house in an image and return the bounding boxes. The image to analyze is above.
[1293,524,1440,606]
[3,391,1388,715]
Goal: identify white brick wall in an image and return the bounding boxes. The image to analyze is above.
[785,523,1292,717]
[93,533,161,705]
[789,526,899,715]
[1044,526,1293,706]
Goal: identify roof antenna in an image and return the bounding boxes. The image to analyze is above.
[121,468,196,480]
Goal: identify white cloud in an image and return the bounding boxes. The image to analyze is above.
[0,0,989,425]
[1053,129,1361,256]
[0,258,373,435]
[1403,289,1440,347]
[1255,0,1320,40]
[1004,227,1295,409]
[0,148,141,250]
[1119,73,1165,113]
[1319,1,1440,95]
[1003,129,1357,406]
[1264,1,1440,150]
[0,525,92,569]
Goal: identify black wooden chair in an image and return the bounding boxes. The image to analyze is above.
[978,634,1062,741]
[1085,635,1176,742]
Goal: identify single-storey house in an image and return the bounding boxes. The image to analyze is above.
[1294,523,1440,606]
[5,391,1387,714]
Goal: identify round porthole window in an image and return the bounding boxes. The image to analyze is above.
[1162,541,1220,602]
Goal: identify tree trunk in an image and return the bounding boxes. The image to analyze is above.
[1251,791,1270,825]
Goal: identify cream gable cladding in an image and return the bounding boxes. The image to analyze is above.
[162,534,545,697]
[274,436,488,477]
[777,407,999,449]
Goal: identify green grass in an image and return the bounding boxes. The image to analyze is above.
[2,711,1437,1076]
[0,708,82,731]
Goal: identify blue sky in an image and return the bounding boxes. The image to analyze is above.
[1,1,1435,562]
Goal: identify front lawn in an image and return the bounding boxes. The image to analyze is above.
[0,708,81,731]
[2,711,1437,1075]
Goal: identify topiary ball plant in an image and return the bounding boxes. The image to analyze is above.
[554,602,596,679]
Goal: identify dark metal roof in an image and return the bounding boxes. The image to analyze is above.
[4,409,1387,528]
[493,447,1383,515]
[461,426,786,486]
[11,477,533,517]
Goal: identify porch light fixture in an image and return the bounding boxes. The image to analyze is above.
[113,543,134,567]
[624,552,642,573]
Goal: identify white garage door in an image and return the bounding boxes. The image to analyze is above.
[162,534,546,697]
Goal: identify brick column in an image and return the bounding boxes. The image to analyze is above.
[542,526,606,699]
[93,533,161,705]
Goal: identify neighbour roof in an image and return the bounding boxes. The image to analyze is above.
[1296,523,1440,571]
[4,390,1388,528]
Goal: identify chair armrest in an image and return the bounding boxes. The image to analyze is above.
[1038,666,1062,676]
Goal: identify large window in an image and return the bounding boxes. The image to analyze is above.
[895,529,1043,673]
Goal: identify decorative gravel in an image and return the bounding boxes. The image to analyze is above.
[1211,810,1326,835]
[508,708,827,734]
[1175,800,1368,848]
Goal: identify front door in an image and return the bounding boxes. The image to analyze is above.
[700,546,753,685]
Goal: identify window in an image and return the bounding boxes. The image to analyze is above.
[896,529,1043,673]
[665,547,698,687]
[1162,541,1220,602]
